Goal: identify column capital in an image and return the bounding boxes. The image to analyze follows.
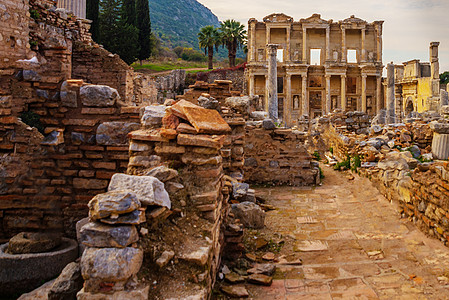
[325,74,332,79]
[340,74,347,78]
[267,44,279,54]
[361,74,368,79]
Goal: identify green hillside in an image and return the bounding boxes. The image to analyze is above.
[149,0,220,50]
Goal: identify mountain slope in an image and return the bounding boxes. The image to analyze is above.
[149,0,220,50]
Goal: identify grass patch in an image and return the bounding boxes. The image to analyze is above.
[132,60,207,72]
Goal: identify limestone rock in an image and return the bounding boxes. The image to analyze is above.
[144,166,178,182]
[176,123,197,134]
[141,105,166,128]
[7,232,62,254]
[224,272,245,284]
[60,81,77,108]
[231,202,265,229]
[48,262,83,300]
[251,111,269,121]
[99,209,146,225]
[198,96,220,110]
[80,247,143,282]
[156,250,175,268]
[224,96,251,114]
[88,190,140,221]
[108,174,171,209]
[162,113,180,129]
[262,119,276,130]
[231,182,249,199]
[168,99,200,120]
[80,85,119,107]
[220,285,249,298]
[80,222,138,248]
[96,122,140,146]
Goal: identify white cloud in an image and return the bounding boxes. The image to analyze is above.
[197,0,449,73]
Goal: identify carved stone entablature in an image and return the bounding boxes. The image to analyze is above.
[299,14,332,24]
[342,15,367,24]
[263,13,293,23]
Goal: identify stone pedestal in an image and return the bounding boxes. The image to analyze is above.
[267,44,279,121]
[440,89,448,107]
[430,122,449,160]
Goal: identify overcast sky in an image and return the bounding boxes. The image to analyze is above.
[197,0,449,76]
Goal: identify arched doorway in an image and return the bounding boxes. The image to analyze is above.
[405,97,414,116]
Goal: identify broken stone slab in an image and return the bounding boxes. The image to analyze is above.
[162,113,180,129]
[47,262,83,300]
[176,123,197,134]
[156,250,175,268]
[80,222,138,248]
[108,174,171,209]
[432,132,449,160]
[88,190,140,221]
[248,274,273,286]
[224,272,245,284]
[96,122,140,146]
[144,166,178,182]
[247,263,276,276]
[183,106,231,134]
[41,130,64,146]
[80,85,119,107]
[7,232,62,254]
[140,105,166,128]
[220,285,249,298]
[76,285,149,300]
[80,247,143,282]
[60,81,77,108]
[99,209,146,225]
[294,240,328,252]
[177,133,222,149]
[179,245,211,266]
[169,99,200,120]
[231,202,265,229]
[128,155,161,168]
[224,96,251,114]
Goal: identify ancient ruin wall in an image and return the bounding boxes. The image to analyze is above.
[196,64,246,93]
[244,126,320,186]
[324,124,449,246]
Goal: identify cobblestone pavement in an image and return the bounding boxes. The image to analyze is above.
[245,165,449,299]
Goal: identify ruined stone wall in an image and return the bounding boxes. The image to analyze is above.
[196,64,246,93]
[72,43,136,103]
[324,124,449,247]
[244,125,320,186]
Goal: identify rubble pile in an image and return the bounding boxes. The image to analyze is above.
[177,80,242,105]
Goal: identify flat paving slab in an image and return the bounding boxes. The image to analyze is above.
[244,165,449,299]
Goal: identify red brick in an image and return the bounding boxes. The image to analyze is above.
[106,146,129,151]
[79,170,95,178]
[72,178,108,190]
[0,116,17,124]
[96,171,115,179]
[81,108,116,115]
[62,119,98,126]
[80,145,104,151]
[92,162,116,170]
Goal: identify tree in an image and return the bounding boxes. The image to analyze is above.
[198,25,219,70]
[122,0,136,26]
[441,71,449,86]
[219,19,246,67]
[98,0,139,65]
[86,0,100,41]
[136,0,152,64]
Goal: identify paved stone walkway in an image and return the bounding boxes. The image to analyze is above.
[246,165,449,299]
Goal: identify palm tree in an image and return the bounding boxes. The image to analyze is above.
[198,25,219,70]
[219,20,247,67]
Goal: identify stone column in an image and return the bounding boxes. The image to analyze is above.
[376,24,382,63]
[286,26,291,62]
[325,75,331,115]
[341,27,346,63]
[302,75,308,116]
[431,123,449,160]
[361,74,367,112]
[361,29,366,62]
[285,74,292,126]
[386,63,396,123]
[341,75,346,111]
[430,42,440,80]
[302,28,307,64]
[57,0,86,19]
[440,89,449,107]
[376,75,382,113]
[325,27,330,61]
[250,22,256,61]
[249,74,255,96]
[266,26,270,46]
[267,44,279,120]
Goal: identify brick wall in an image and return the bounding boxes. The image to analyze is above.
[244,126,320,186]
